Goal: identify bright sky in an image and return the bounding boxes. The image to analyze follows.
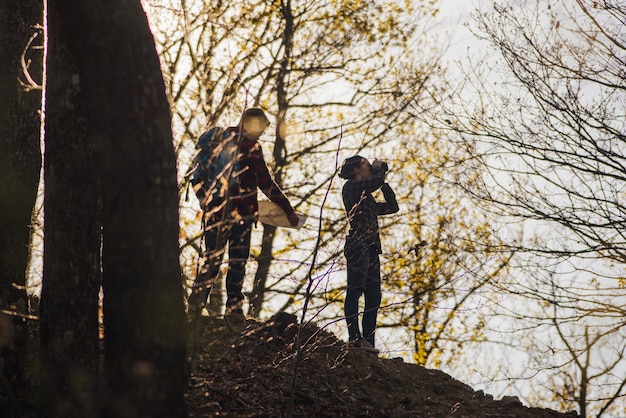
[436,0,481,48]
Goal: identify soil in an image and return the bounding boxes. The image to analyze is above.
[185,313,580,417]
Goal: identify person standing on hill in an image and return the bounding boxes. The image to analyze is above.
[190,108,299,328]
[339,155,399,352]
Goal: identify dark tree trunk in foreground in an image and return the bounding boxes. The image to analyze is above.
[40,1,102,416]
[46,1,187,416]
[0,1,43,415]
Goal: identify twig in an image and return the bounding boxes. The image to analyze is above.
[285,128,343,417]
[19,30,43,91]
[201,382,249,408]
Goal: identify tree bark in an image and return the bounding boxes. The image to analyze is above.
[43,1,187,416]
[250,226,277,317]
[0,1,43,414]
[39,1,102,416]
[250,0,294,318]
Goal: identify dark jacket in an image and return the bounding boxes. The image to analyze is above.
[342,166,399,252]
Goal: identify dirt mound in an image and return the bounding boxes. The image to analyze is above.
[186,313,579,417]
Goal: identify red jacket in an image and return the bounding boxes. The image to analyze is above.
[226,127,295,220]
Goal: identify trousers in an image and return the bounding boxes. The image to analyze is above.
[344,240,381,346]
[191,215,253,311]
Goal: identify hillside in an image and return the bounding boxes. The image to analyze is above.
[186,313,579,417]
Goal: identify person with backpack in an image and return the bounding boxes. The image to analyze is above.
[189,108,299,327]
[338,155,399,353]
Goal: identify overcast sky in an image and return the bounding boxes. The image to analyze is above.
[435,0,497,61]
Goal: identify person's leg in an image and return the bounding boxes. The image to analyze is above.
[189,217,227,311]
[362,248,381,346]
[224,219,252,313]
[344,240,370,342]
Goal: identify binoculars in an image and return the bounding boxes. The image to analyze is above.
[381,162,389,172]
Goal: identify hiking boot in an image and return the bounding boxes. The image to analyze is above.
[352,338,379,354]
[224,308,247,331]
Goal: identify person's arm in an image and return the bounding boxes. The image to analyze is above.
[343,167,385,196]
[252,145,299,226]
[377,183,399,215]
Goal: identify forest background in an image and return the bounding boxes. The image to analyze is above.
[0,0,624,417]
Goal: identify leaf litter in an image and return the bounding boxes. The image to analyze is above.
[186,313,579,417]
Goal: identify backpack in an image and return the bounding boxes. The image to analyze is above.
[191,126,241,211]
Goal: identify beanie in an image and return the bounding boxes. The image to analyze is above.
[339,155,364,179]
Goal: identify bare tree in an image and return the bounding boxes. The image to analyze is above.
[433,0,626,264]
[421,0,626,415]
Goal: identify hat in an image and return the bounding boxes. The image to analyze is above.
[339,155,365,179]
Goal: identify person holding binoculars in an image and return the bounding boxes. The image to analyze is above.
[338,156,399,353]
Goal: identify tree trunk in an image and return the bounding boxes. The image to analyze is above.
[0,1,43,414]
[40,2,103,417]
[43,1,187,416]
[250,226,277,317]
[250,0,294,318]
